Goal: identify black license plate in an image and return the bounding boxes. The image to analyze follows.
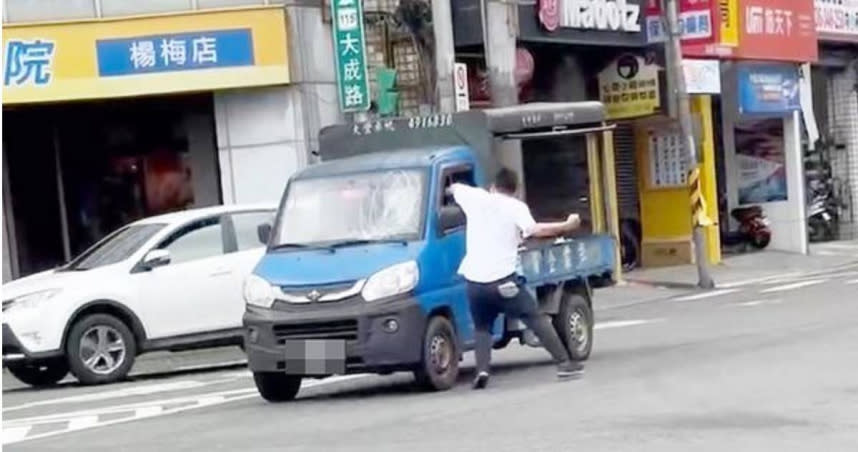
[283,339,346,375]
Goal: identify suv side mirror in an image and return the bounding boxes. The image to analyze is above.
[439,205,466,232]
[257,223,272,245]
[142,249,171,270]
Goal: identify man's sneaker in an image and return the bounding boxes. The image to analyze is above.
[472,371,490,390]
[557,361,584,380]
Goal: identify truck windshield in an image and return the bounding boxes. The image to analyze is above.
[273,169,426,247]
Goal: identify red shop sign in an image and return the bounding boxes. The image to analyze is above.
[736,0,818,62]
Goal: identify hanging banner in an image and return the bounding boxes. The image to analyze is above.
[737,64,800,115]
[598,54,661,120]
[645,0,738,55]
[736,0,818,62]
[735,118,788,204]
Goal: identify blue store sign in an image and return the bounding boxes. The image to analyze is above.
[737,64,800,115]
[96,28,254,77]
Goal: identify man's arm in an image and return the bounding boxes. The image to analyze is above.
[530,214,581,238]
[516,203,580,239]
[447,183,487,210]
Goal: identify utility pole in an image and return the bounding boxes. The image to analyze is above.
[431,0,456,114]
[662,0,715,289]
[480,0,524,189]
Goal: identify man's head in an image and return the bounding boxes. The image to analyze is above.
[491,167,519,196]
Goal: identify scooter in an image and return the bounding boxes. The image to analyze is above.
[720,205,771,250]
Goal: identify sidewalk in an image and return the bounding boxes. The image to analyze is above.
[595,240,858,311]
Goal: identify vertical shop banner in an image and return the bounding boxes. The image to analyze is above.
[738,0,818,62]
[735,119,788,204]
[737,64,800,115]
[815,0,858,42]
[331,0,371,113]
[644,0,737,50]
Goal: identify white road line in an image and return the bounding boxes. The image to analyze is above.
[760,279,827,294]
[720,273,804,288]
[3,380,211,412]
[846,279,858,285]
[595,319,662,330]
[173,360,248,373]
[1,426,32,444]
[736,299,782,307]
[673,289,740,302]
[66,415,99,430]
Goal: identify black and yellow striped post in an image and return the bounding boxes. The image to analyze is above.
[688,166,713,228]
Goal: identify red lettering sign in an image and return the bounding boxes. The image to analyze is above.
[736,0,817,62]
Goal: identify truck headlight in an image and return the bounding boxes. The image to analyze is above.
[243,274,275,308]
[5,289,62,313]
[362,261,419,302]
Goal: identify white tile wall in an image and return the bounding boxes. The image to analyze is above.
[826,66,858,239]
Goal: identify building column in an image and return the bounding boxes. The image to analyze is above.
[828,65,858,239]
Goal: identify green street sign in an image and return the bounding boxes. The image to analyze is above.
[331,0,370,113]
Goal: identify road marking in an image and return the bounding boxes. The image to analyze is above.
[673,289,740,302]
[720,273,804,288]
[173,360,248,373]
[760,279,827,294]
[846,279,858,285]
[736,299,782,307]
[595,319,662,330]
[2,374,370,445]
[3,380,212,412]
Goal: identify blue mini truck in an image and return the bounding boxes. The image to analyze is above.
[243,102,619,401]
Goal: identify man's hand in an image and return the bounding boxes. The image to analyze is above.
[565,213,581,231]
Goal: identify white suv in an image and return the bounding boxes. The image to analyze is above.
[2,204,275,386]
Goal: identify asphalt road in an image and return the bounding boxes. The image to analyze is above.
[3,264,858,451]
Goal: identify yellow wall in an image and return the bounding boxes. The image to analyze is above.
[636,96,721,267]
[2,7,290,104]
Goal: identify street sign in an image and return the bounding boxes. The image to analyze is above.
[453,62,470,112]
[331,0,370,112]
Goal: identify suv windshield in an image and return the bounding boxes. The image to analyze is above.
[273,169,426,248]
[64,223,166,271]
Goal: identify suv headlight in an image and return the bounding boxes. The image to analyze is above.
[4,289,62,313]
[243,274,275,308]
[362,261,419,302]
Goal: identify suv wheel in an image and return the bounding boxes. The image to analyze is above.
[66,314,137,385]
[7,359,69,387]
[253,373,302,402]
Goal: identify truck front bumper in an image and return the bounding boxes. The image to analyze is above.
[243,295,426,375]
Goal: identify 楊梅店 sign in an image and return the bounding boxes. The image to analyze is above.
[816,0,858,42]
[736,0,818,62]
[737,64,800,115]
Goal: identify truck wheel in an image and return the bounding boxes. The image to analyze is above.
[413,316,459,391]
[253,372,302,402]
[66,314,137,385]
[7,359,69,387]
[553,293,593,361]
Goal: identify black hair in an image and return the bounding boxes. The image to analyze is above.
[493,167,518,194]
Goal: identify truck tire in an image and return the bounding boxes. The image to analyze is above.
[413,316,459,391]
[66,314,137,385]
[553,292,593,361]
[253,372,302,402]
[7,359,69,387]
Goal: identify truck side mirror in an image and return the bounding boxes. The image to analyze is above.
[257,223,272,245]
[439,205,466,233]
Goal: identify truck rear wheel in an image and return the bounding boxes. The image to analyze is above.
[413,316,459,391]
[253,372,302,402]
[553,292,593,361]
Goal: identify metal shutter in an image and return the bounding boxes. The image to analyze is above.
[613,122,640,221]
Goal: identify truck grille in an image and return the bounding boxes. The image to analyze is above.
[272,320,358,342]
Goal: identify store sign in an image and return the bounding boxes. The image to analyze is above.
[683,59,721,94]
[97,29,253,77]
[1,8,290,104]
[816,0,858,42]
[539,0,644,32]
[737,0,818,62]
[453,63,470,112]
[645,0,739,54]
[737,64,800,115]
[598,54,661,120]
[331,0,370,113]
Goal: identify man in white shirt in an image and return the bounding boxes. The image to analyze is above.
[450,168,584,389]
